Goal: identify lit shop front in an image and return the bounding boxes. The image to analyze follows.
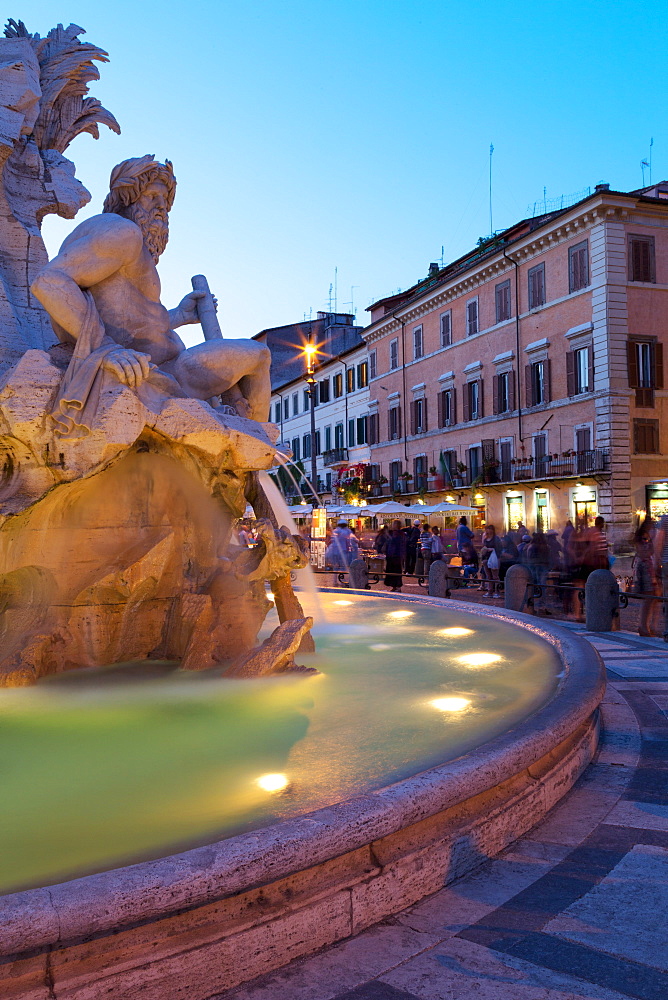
[646,480,668,520]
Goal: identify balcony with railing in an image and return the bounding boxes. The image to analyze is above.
[323,448,349,467]
[478,449,609,486]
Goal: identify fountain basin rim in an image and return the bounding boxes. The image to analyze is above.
[0,596,604,954]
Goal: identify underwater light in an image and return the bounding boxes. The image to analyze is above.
[333,600,353,606]
[256,773,290,793]
[437,627,474,637]
[457,653,503,667]
[430,697,471,712]
[388,610,414,620]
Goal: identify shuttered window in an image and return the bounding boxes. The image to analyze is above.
[413,326,423,360]
[368,413,379,445]
[633,418,659,453]
[333,373,343,398]
[414,456,427,490]
[319,379,330,403]
[291,437,300,462]
[346,368,355,393]
[274,401,281,423]
[356,416,368,444]
[303,433,311,458]
[357,361,369,388]
[463,380,483,421]
[525,360,551,406]
[389,461,402,491]
[369,351,377,379]
[348,419,355,447]
[495,280,511,322]
[283,398,290,420]
[438,387,456,426]
[569,241,589,292]
[528,263,546,309]
[493,370,514,413]
[628,236,656,282]
[466,299,478,336]
[567,347,593,395]
[334,423,344,448]
[411,398,428,435]
[440,311,452,347]
[390,339,399,369]
[627,338,664,407]
[389,406,401,440]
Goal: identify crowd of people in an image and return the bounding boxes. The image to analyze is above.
[366,515,616,598]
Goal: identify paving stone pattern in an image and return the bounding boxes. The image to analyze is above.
[223,626,668,1000]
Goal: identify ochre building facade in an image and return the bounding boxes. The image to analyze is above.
[362,182,668,546]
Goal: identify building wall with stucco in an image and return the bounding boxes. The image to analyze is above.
[361,183,668,546]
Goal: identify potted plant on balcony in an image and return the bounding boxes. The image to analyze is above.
[452,461,467,488]
[427,465,439,491]
[398,472,413,493]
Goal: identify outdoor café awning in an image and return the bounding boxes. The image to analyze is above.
[407,502,476,515]
[288,504,312,515]
[364,501,415,515]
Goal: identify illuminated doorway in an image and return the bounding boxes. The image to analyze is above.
[505,494,525,532]
[572,486,597,528]
[535,490,549,532]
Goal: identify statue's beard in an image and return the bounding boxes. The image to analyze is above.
[127,203,169,262]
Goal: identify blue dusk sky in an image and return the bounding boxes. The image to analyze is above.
[19,0,668,346]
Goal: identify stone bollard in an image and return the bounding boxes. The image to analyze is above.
[586,568,619,631]
[348,558,369,590]
[428,559,449,598]
[504,563,533,612]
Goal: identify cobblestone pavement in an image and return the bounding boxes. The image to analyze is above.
[221,625,668,1000]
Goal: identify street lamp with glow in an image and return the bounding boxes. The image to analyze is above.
[303,335,319,501]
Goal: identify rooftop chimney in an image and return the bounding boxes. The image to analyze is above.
[595,183,610,192]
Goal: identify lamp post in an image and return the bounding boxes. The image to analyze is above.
[303,335,319,502]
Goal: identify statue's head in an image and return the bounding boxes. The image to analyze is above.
[103,155,176,262]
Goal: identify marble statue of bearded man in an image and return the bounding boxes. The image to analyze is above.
[31,155,271,436]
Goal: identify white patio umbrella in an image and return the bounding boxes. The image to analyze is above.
[364,501,414,515]
[425,502,476,514]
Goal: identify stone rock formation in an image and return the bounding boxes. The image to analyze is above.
[0,19,312,685]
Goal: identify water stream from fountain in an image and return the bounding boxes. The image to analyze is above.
[258,471,325,621]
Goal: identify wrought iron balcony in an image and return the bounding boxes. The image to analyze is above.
[323,447,349,467]
[478,448,609,486]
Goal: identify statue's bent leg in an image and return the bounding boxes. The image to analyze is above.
[163,340,271,422]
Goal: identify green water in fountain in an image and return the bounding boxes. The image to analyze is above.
[0,592,560,894]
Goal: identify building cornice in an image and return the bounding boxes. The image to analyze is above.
[361,195,657,340]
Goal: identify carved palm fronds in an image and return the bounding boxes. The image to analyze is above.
[3,19,120,152]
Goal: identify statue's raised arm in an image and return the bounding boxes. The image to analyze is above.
[32,154,271,420]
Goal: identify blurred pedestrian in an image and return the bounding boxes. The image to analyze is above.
[384,519,407,592]
[405,519,421,574]
[430,525,444,563]
[499,533,518,581]
[517,533,532,563]
[461,541,479,579]
[527,531,550,588]
[373,525,388,554]
[545,529,563,571]
[561,519,574,550]
[456,516,474,553]
[480,524,502,596]
[633,517,657,636]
